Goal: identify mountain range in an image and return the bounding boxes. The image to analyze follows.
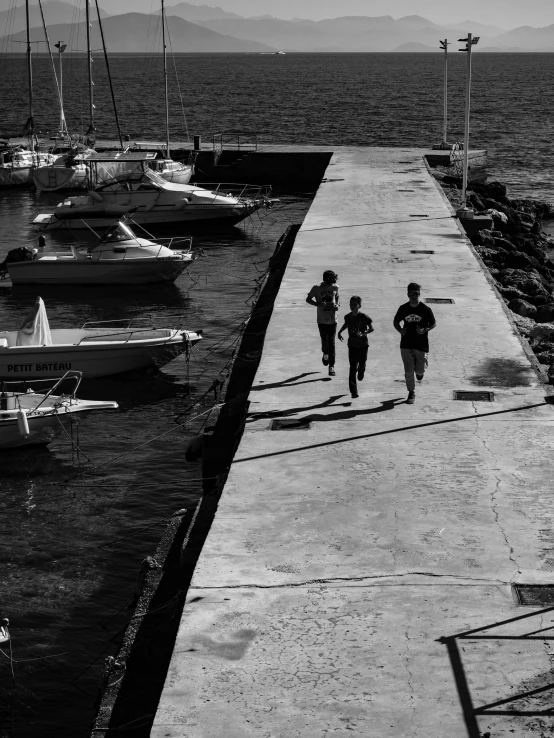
[0,1,553,52]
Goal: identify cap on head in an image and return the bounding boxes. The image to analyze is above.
[323,270,338,284]
[407,282,421,294]
[350,295,362,306]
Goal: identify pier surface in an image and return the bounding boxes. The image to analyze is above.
[152,148,554,737]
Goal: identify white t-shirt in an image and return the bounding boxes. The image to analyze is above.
[307,283,340,325]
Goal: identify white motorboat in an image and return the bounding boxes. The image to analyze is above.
[2,220,194,285]
[32,154,272,229]
[0,298,202,379]
[0,371,118,449]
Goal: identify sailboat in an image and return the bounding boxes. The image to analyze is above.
[133,0,193,185]
[0,0,55,188]
[33,2,98,192]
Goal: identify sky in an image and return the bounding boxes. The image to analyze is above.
[1,0,553,28]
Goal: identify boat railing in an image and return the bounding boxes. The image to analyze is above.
[27,371,83,412]
[151,236,193,252]
[77,327,182,346]
[191,183,272,203]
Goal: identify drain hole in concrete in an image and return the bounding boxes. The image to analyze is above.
[409,214,429,217]
[513,584,554,606]
[270,418,312,430]
[453,390,495,402]
[411,250,435,254]
[425,298,454,304]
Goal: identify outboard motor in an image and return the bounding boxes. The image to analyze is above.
[0,247,36,276]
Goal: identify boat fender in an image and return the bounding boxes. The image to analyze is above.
[16,409,30,438]
[184,434,204,462]
[90,190,103,203]
[175,198,188,210]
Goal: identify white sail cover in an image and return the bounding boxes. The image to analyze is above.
[16,297,52,346]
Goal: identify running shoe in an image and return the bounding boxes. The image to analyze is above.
[407,391,415,404]
[322,354,329,366]
[329,366,336,376]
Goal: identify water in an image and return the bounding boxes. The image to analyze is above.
[0,52,553,737]
[1,53,554,202]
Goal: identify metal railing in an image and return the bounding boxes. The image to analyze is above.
[212,132,258,164]
[191,182,272,204]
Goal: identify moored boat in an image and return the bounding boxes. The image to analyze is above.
[2,220,194,285]
[32,154,273,229]
[0,371,118,449]
[0,298,202,379]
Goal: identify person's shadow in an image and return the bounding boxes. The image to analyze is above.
[247,396,405,424]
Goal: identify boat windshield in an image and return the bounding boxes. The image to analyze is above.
[94,168,167,193]
[95,171,165,193]
[100,223,136,243]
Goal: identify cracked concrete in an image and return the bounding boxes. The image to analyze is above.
[152,148,554,737]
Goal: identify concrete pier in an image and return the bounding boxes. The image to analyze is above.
[152,148,554,737]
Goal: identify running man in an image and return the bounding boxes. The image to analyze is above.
[338,295,374,398]
[393,282,436,404]
[306,270,340,376]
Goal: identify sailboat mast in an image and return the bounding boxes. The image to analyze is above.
[85,0,95,140]
[25,0,34,150]
[161,0,170,158]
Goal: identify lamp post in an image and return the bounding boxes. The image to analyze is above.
[458,33,479,211]
[54,41,68,140]
[439,39,449,146]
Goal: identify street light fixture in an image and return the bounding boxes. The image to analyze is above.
[458,34,479,213]
[439,39,449,146]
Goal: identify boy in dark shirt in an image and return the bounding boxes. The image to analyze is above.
[338,296,374,398]
[393,282,436,404]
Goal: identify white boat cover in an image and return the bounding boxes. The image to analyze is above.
[16,297,53,346]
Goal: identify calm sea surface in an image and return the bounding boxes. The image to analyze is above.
[0,52,553,737]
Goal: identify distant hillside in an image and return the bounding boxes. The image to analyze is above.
[392,42,440,52]
[195,14,502,52]
[153,2,243,22]
[0,0,109,37]
[0,12,277,52]
[484,23,554,50]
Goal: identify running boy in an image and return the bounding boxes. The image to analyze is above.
[338,296,374,398]
[306,270,340,376]
[393,282,436,404]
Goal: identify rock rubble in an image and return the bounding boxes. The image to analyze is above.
[439,177,554,383]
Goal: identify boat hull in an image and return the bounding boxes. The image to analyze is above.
[38,204,260,229]
[0,167,32,188]
[7,258,190,285]
[33,165,88,192]
[0,342,188,379]
[0,414,60,448]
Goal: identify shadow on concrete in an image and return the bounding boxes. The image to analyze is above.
[469,357,535,387]
[439,606,554,737]
[302,398,405,423]
[251,372,332,392]
[246,394,350,423]
[234,401,548,463]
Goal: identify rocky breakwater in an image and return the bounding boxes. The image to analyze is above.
[439,178,554,383]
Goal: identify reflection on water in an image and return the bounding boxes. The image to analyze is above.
[0,183,313,737]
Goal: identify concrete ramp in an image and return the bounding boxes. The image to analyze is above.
[152,148,554,737]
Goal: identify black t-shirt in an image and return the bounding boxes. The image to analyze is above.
[344,311,373,347]
[394,301,435,351]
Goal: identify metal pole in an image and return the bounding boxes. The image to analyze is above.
[462,33,472,208]
[443,41,448,144]
[86,0,95,139]
[59,44,63,121]
[94,0,124,150]
[162,0,170,158]
[25,0,34,149]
